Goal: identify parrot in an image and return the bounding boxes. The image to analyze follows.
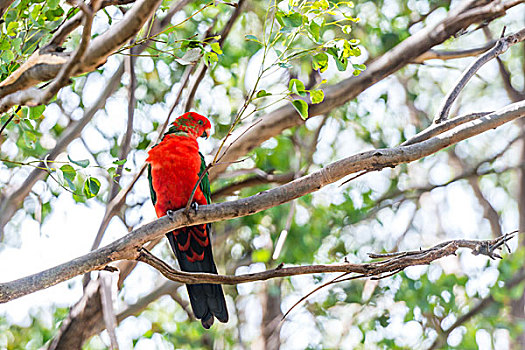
[146,112,228,329]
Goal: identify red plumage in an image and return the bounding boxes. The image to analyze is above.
[146,112,228,328]
[147,134,207,217]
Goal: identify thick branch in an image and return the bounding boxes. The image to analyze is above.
[0,100,524,303]
[0,0,163,107]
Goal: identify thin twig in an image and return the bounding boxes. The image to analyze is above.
[99,273,119,350]
[0,106,20,139]
[435,27,525,124]
[412,40,497,63]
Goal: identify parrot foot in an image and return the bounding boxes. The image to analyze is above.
[166,209,175,221]
[191,202,199,212]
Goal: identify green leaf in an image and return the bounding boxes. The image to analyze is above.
[1,50,14,63]
[288,79,306,96]
[68,155,90,168]
[113,159,127,165]
[311,0,329,10]
[210,42,222,54]
[48,0,59,9]
[256,90,272,98]
[335,57,348,71]
[83,177,101,198]
[275,12,285,27]
[204,52,218,66]
[308,21,321,42]
[281,12,303,28]
[6,22,18,36]
[309,89,324,104]
[252,249,271,263]
[60,164,76,190]
[352,63,366,76]
[29,105,45,120]
[245,34,261,44]
[292,99,308,119]
[312,52,328,72]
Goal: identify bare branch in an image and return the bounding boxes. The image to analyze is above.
[135,232,517,285]
[402,112,492,146]
[0,99,524,303]
[434,28,525,124]
[412,40,497,63]
[99,274,118,350]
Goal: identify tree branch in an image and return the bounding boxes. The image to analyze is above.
[0,0,164,108]
[0,99,524,303]
[412,40,497,63]
[435,28,525,123]
[135,232,516,285]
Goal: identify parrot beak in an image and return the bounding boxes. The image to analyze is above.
[203,127,211,139]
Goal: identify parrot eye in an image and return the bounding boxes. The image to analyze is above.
[197,120,204,125]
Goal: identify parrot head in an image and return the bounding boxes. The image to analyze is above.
[170,112,212,139]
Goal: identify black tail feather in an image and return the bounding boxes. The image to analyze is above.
[167,228,229,327]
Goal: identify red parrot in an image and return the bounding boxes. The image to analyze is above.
[146,112,228,328]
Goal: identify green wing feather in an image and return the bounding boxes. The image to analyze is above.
[147,164,157,205]
[198,152,211,204]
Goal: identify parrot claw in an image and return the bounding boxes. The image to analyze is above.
[191,202,199,212]
[166,209,175,220]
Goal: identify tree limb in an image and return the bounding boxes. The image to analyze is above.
[136,234,515,285]
[435,28,525,123]
[0,0,164,107]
